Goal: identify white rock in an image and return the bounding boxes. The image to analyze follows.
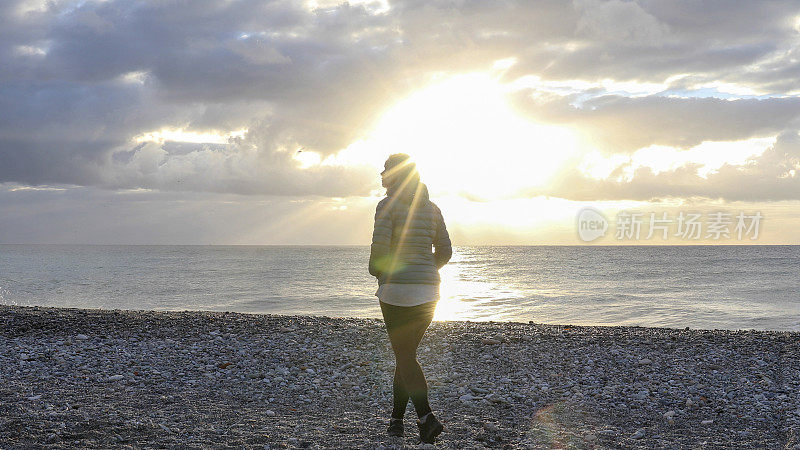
[27,394,42,400]
[701,419,713,425]
[638,358,652,365]
[266,410,276,417]
[459,394,476,403]
[634,389,649,400]
[632,428,646,439]
[76,334,89,341]
[663,410,676,420]
[107,374,124,382]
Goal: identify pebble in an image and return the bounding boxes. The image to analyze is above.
[76,334,89,340]
[0,304,795,448]
[459,394,476,403]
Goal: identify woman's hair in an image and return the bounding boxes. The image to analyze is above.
[385,153,414,172]
[384,153,423,200]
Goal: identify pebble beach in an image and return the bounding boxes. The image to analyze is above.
[1,304,798,448]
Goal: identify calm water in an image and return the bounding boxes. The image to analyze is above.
[1,245,798,331]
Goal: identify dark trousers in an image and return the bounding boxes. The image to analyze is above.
[379,300,438,419]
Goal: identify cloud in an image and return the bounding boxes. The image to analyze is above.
[510,92,800,152]
[532,131,800,201]
[1,0,799,200]
[574,0,669,43]
[0,182,378,244]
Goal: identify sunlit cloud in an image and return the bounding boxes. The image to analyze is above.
[508,75,670,98]
[13,45,47,57]
[579,136,777,181]
[133,128,248,145]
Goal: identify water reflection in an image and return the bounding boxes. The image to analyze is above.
[435,248,524,322]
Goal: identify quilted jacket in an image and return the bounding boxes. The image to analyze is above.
[368,181,452,285]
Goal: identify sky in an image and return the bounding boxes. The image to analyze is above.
[1,0,799,245]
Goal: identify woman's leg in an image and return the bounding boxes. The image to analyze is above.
[381,301,414,418]
[381,301,436,419]
[391,365,410,419]
[389,310,433,419]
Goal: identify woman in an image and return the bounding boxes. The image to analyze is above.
[369,153,452,444]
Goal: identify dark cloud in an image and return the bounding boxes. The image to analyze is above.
[510,93,800,152]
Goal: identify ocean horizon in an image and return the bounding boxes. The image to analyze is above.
[1,244,798,332]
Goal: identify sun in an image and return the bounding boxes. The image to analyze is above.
[359,73,582,200]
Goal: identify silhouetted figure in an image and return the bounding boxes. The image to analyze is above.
[369,153,452,443]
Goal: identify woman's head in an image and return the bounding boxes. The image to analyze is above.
[381,153,419,190]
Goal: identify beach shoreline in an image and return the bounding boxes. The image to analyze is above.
[1,304,797,448]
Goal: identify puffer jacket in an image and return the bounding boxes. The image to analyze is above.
[369,181,452,285]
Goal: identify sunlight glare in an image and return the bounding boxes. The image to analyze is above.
[330,73,583,201]
[375,74,580,200]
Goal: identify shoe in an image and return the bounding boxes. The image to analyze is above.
[416,412,443,444]
[387,418,404,437]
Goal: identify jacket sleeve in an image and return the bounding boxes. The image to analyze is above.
[368,199,392,278]
[432,203,452,269]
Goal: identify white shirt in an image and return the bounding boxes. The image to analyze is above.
[375,283,440,307]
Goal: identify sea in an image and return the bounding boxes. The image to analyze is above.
[1,245,798,331]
